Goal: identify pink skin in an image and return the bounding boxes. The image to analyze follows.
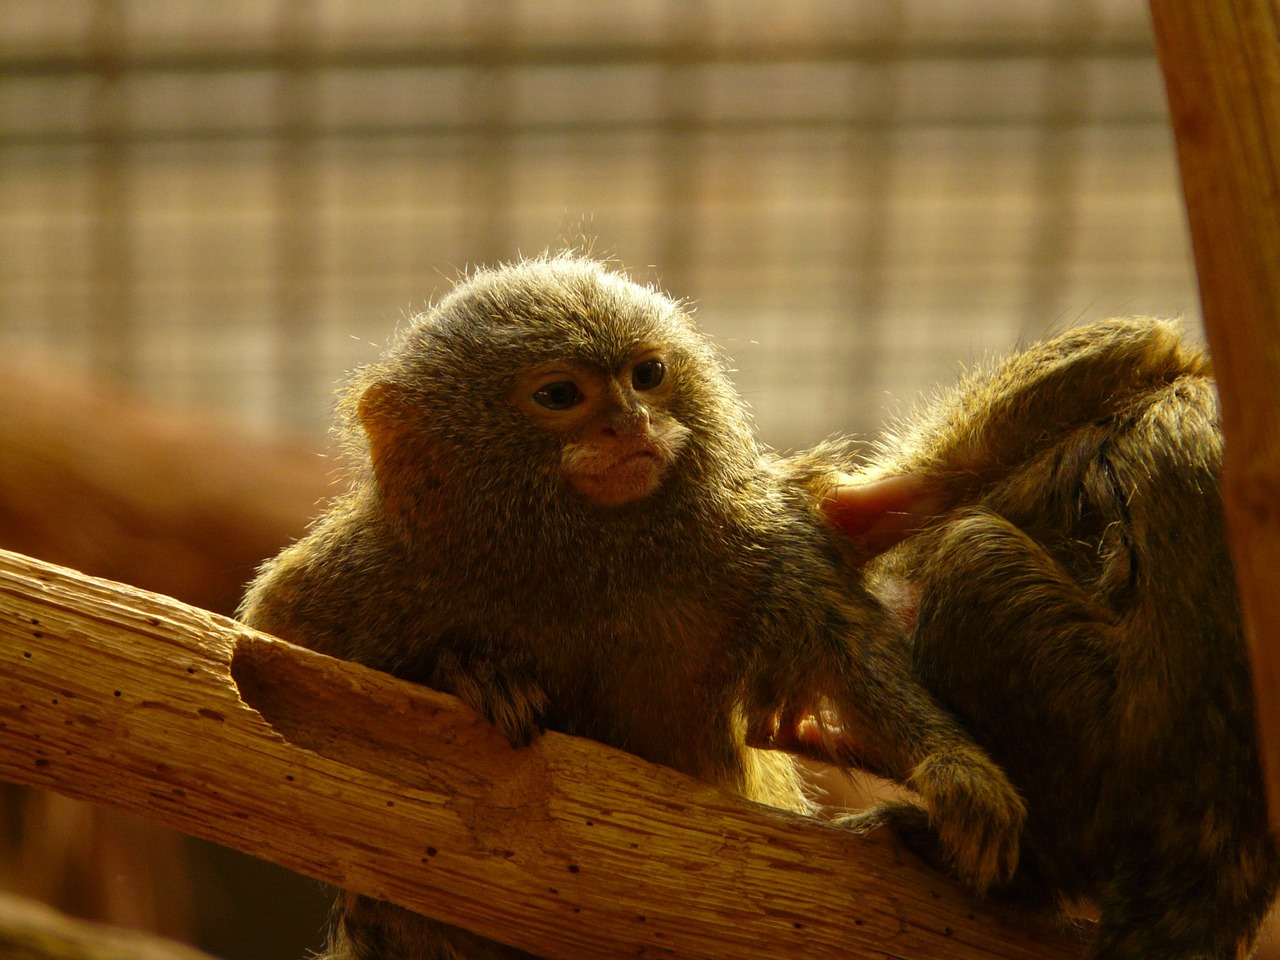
[822,473,940,558]
[568,443,666,507]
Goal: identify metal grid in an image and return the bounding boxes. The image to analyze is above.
[0,0,1197,450]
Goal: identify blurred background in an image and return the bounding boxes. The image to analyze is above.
[1,0,1196,450]
[0,1,1207,958]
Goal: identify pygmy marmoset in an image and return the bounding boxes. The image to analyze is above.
[812,317,1280,960]
[239,254,1025,959]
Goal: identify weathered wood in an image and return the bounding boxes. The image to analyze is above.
[1149,1,1280,828]
[0,353,334,939]
[0,548,1084,960]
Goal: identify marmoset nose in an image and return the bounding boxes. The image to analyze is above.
[600,403,651,438]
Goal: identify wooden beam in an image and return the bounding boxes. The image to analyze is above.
[1149,1,1280,827]
[0,548,1084,959]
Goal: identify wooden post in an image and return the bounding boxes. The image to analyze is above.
[1149,1,1280,827]
[0,549,1084,960]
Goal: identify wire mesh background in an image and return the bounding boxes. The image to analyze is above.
[1,0,1197,452]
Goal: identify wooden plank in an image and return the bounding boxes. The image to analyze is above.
[0,548,1084,960]
[1149,1,1280,826]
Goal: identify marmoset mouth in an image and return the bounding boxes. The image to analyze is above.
[602,447,663,478]
[572,448,666,506]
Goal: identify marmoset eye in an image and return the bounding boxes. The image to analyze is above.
[632,359,666,391]
[532,380,583,410]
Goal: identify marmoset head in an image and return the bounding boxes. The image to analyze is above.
[345,255,756,520]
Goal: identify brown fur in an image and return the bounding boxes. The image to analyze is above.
[825,317,1280,959]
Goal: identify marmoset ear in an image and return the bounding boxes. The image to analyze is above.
[358,381,414,484]
[358,381,443,523]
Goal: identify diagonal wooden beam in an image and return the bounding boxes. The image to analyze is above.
[1149,0,1280,828]
[0,548,1083,960]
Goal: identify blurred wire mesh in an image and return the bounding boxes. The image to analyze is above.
[0,0,1197,451]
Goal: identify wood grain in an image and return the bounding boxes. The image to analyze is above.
[1149,0,1280,827]
[0,548,1084,959]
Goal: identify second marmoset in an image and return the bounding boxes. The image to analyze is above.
[239,253,1022,960]
[816,317,1280,960]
